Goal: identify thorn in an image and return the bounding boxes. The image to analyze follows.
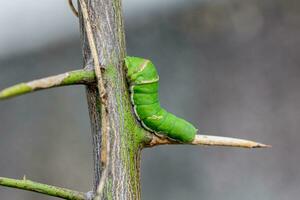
[253,143,272,148]
[0,69,95,100]
[192,135,271,149]
[147,134,271,149]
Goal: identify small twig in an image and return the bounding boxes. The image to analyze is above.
[0,176,86,200]
[78,0,106,101]
[148,134,271,148]
[0,69,95,100]
[68,0,79,17]
[79,0,110,198]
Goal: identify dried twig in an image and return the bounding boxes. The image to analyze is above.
[68,0,79,17]
[78,0,110,199]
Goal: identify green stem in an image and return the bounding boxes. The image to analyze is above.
[0,176,87,200]
[0,69,96,100]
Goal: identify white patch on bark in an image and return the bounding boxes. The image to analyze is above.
[27,73,69,89]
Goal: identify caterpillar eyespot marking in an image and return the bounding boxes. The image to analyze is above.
[125,56,197,143]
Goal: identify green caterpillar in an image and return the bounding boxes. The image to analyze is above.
[125,56,197,142]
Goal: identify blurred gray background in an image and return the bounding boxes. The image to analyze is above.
[0,0,299,199]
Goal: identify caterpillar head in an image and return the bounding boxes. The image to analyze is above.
[124,56,159,85]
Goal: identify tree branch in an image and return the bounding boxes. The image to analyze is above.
[78,0,111,199]
[0,69,95,100]
[0,176,87,200]
[0,67,270,149]
[147,134,271,148]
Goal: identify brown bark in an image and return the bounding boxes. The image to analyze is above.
[78,0,148,199]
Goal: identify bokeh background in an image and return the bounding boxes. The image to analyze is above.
[0,0,299,199]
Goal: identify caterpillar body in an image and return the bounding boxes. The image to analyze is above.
[125,56,197,142]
